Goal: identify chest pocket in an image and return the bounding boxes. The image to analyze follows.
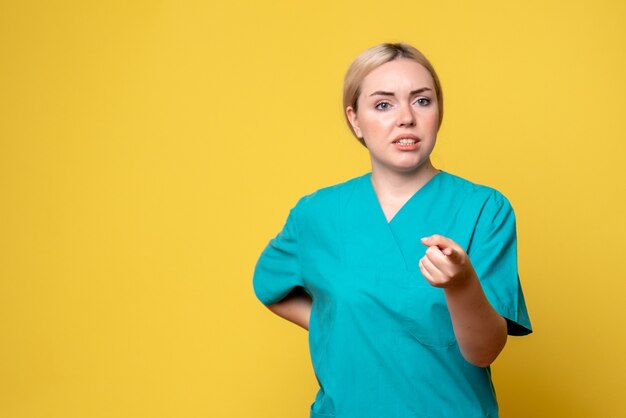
[391,271,458,349]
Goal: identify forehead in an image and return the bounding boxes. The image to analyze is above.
[360,59,435,95]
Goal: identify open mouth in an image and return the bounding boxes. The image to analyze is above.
[393,138,418,145]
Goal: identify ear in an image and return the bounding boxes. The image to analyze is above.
[346,106,362,139]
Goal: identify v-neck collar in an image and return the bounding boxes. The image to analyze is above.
[365,170,444,225]
[340,171,445,270]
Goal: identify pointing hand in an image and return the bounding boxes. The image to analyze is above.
[419,235,475,289]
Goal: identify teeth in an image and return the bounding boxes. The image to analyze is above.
[397,138,417,145]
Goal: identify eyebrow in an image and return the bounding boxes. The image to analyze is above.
[368,88,432,97]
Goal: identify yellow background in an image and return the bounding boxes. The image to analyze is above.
[1,1,625,417]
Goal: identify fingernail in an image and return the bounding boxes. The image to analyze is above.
[420,237,429,242]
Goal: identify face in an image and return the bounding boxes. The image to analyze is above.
[346,59,440,175]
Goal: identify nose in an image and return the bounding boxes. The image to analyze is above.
[398,104,416,127]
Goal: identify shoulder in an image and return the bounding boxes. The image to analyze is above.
[440,172,517,236]
[439,171,512,210]
[285,174,367,233]
[292,173,366,213]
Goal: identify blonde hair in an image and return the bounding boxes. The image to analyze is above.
[343,43,444,146]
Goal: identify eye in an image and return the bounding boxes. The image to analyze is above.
[374,101,392,111]
[415,97,431,106]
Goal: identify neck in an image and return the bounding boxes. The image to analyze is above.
[370,161,439,198]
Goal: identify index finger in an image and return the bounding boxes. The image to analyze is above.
[421,235,464,262]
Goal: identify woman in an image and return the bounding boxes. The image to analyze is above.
[253,43,532,418]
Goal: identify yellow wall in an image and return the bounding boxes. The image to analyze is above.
[1,1,625,417]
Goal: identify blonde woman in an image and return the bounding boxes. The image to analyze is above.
[253,43,532,418]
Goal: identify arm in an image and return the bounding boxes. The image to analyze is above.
[267,287,312,331]
[419,235,507,368]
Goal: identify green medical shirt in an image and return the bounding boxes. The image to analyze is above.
[253,171,532,418]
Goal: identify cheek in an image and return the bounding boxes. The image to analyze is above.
[358,115,382,135]
[364,113,395,132]
[423,112,440,133]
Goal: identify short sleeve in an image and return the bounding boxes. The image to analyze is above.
[468,192,532,336]
[252,207,304,306]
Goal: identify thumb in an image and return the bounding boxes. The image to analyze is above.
[441,246,463,263]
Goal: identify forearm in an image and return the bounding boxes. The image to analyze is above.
[267,288,312,330]
[444,271,507,368]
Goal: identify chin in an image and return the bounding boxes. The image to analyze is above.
[396,159,427,172]
[372,156,431,174]
[391,164,423,174]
